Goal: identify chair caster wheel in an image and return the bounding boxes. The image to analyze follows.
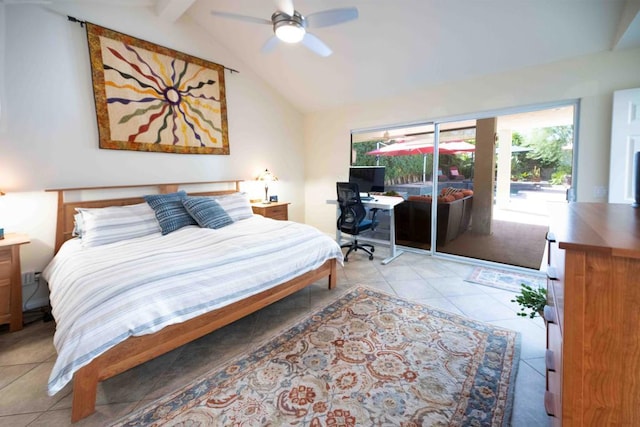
[371,248,375,253]
[344,257,349,262]
[368,255,374,260]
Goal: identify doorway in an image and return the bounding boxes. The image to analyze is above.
[350,101,577,270]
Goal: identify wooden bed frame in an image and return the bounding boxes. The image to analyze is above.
[45,181,337,423]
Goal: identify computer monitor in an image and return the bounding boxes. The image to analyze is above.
[349,166,385,194]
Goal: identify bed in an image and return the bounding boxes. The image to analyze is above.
[42,181,343,422]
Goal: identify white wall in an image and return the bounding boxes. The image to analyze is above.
[0,4,304,284]
[303,47,640,235]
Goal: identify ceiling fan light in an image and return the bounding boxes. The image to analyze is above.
[275,23,305,43]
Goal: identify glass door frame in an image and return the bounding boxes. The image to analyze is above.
[431,99,580,265]
[350,98,580,264]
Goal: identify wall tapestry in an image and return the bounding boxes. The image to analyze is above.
[86,23,229,155]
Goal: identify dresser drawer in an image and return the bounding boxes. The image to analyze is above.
[546,370,562,420]
[547,243,565,333]
[546,231,555,266]
[546,322,562,374]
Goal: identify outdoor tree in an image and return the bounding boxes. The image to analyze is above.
[510,126,572,181]
[524,126,572,168]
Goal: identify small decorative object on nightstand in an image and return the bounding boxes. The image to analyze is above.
[0,233,30,332]
[251,201,289,220]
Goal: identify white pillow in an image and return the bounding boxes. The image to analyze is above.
[77,203,161,247]
[72,212,84,237]
[213,192,254,222]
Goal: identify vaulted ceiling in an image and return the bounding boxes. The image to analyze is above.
[187,0,640,113]
[10,0,640,113]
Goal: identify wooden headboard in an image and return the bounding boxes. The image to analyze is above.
[45,180,243,253]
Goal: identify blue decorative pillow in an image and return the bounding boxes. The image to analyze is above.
[182,197,233,229]
[144,191,197,235]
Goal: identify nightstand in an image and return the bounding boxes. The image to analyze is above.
[0,233,30,332]
[251,201,289,220]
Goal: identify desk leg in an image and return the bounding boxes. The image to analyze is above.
[382,207,404,265]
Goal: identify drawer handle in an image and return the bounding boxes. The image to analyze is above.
[544,305,557,324]
[547,267,558,281]
[545,349,555,371]
[544,391,556,416]
[546,231,556,242]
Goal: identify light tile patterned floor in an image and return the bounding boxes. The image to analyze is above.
[0,248,549,426]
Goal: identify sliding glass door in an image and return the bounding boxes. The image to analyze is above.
[435,105,575,269]
[350,101,577,270]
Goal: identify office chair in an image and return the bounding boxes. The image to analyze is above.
[336,182,377,261]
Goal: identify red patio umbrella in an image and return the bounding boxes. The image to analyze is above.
[366,140,475,156]
[366,140,475,181]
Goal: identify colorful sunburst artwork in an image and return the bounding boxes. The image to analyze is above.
[86,23,229,155]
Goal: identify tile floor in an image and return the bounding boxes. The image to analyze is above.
[0,248,549,426]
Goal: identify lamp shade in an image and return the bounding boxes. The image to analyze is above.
[257,169,278,183]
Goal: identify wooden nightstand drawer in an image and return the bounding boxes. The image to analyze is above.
[0,248,11,262]
[266,204,287,220]
[251,202,289,220]
[0,259,11,280]
[0,278,10,315]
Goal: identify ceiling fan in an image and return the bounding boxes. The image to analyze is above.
[211,0,358,57]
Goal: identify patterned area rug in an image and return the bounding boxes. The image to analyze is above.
[113,287,520,426]
[467,266,546,293]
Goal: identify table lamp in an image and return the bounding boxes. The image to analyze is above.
[257,169,278,203]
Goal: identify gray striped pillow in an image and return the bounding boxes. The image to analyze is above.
[144,191,197,235]
[77,203,161,247]
[213,192,254,222]
[182,197,233,229]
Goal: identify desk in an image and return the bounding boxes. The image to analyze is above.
[328,195,405,264]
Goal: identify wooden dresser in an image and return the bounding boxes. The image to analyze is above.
[545,202,640,426]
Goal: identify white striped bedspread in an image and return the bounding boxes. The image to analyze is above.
[42,216,343,396]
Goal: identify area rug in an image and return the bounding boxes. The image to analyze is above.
[113,286,520,426]
[467,266,546,293]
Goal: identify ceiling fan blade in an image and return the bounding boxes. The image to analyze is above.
[301,32,332,57]
[211,11,272,26]
[261,35,280,54]
[306,8,358,29]
[275,0,294,16]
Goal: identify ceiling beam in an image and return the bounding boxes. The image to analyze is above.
[155,0,196,23]
[612,0,640,50]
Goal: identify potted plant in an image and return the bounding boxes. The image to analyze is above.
[511,284,547,319]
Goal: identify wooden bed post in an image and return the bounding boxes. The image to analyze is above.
[54,191,65,254]
[71,363,100,422]
[328,258,337,289]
